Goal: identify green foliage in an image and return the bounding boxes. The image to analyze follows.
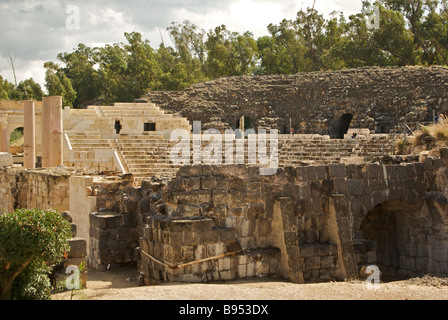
[44,61,77,107]
[0,209,72,300]
[9,128,23,144]
[0,0,440,108]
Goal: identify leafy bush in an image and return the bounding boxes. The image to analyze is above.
[0,209,72,300]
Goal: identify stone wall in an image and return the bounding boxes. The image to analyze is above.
[136,149,448,284]
[145,66,448,136]
[0,165,88,289]
[0,166,71,214]
[87,178,154,270]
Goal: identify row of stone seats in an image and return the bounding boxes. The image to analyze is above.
[65,128,397,181]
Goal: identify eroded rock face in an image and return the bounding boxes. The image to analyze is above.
[145,66,448,136]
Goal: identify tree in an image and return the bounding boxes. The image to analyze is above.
[166,20,208,86]
[419,0,448,65]
[0,209,72,300]
[57,43,102,107]
[205,25,258,78]
[156,43,191,90]
[123,31,161,99]
[9,78,44,101]
[258,20,307,74]
[371,3,418,65]
[44,61,77,107]
[0,76,10,100]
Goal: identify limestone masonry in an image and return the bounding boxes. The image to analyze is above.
[0,66,448,287]
[145,66,448,137]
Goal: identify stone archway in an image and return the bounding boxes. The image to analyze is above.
[9,126,24,154]
[358,200,442,278]
[330,113,353,139]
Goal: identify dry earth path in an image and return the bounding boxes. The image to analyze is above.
[51,266,448,301]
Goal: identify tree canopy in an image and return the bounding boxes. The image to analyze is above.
[0,0,447,108]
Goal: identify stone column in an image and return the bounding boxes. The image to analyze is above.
[41,97,51,167]
[23,100,36,168]
[273,197,305,283]
[50,96,63,167]
[328,194,358,280]
[0,122,8,153]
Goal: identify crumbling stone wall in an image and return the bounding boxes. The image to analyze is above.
[0,166,88,289]
[0,166,70,213]
[87,179,158,270]
[136,150,448,284]
[145,66,448,136]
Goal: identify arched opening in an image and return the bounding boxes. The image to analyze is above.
[358,201,418,279]
[236,116,253,132]
[330,113,353,139]
[9,127,24,154]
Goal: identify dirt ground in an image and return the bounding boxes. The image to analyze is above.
[51,266,448,301]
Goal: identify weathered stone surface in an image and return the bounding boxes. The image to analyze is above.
[0,153,13,167]
[145,66,448,137]
[68,238,87,258]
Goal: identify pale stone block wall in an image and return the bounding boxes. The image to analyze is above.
[0,167,70,214]
[69,176,97,253]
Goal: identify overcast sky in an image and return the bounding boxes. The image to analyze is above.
[0,0,363,89]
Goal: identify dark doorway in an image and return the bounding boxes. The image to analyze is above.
[115,120,122,134]
[144,122,156,132]
[244,116,253,130]
[360,201,417,278]
[330,113,353,139]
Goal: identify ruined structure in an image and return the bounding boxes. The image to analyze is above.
[0,66,448,288]
[145,66,448,137]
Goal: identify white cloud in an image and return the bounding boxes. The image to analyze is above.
[0,0,364,89]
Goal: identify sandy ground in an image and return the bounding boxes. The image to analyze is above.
[51,266,448,301]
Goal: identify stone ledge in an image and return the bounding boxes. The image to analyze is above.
[0,152,13,167]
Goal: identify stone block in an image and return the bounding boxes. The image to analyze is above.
[310,181,322,198]
[306,166,318,180]
[367,164,381,179]
[219,227,236,243]
[333,178,347,194]
[182,231,198,246]
[212,190,229,205]
[348,180,364,197]
[304,256,321,270]
[256,219,271,236]
[192,218,214,231]
[218,257,232,271]
[68,238,87,258]
[320,255,335,269]
[322,180,334,196]
[90,213,123,229]
[237,264,247,278]
[199,230,220,243]
[329,164,346,178]
[201,176,218,189]
[247,202,265,219]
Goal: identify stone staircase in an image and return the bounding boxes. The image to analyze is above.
[277,135,396,166]
[115,134,180,180]
[63,103,398,181]
[65,131,397,181]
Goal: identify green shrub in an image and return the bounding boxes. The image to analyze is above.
[0,209,72,300]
